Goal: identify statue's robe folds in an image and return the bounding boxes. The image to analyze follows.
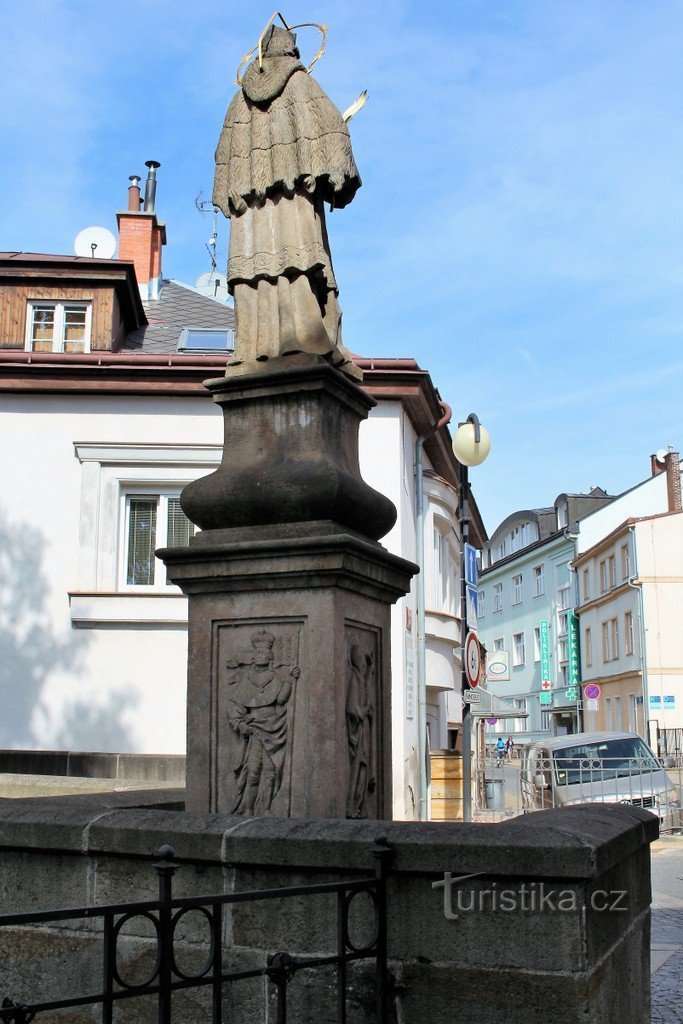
[213,56,361,367]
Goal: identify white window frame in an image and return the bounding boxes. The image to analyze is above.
[582,568,591,603]
[493,637,504,652]
[478,589,486,618]
[119,488,195,589]
[25,299,92,353]
[585,627,592,667]
[608,554,617,589]
[493,582,503,612]
[600,560,608,593]
[625,611,634,655]
[512,631,525,667]
[533,565,545,597]
[621,543,631,581]
[70,441,221,626]
[512,574,523,605]
[534,627,541,662]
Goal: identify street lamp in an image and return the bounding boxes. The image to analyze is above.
[452,413,491,822]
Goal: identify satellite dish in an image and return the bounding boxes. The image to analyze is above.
[655,448,668,465]
[74,226,117,259]
[195,271,230,304]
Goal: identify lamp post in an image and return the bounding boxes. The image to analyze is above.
[452,413,491,822]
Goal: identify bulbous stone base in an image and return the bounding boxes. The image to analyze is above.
[180,355,397,542]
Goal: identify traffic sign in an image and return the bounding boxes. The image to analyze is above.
[586,698,599,712]
[464,543,478,587]
[463,689,482,704]
[539,691,553,706]
[486,717,498,725]
[464,632,481,687]
[584,683,601,700]
[466,585,478,632]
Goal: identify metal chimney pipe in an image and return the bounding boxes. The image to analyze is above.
[143,160,161,212]
[128,175,142,212]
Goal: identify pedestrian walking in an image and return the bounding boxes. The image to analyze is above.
[496,737,506,766]
[505,735,515,761]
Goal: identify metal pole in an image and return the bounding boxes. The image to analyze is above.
[460,464,473,822]
[415,435,428,821]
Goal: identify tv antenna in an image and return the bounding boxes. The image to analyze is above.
[74,226,116,259]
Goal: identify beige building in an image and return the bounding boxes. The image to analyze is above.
[575,452,683,748]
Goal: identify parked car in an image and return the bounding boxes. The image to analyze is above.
[520,731,680,827]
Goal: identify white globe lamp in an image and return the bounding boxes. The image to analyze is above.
[452,417,491,467]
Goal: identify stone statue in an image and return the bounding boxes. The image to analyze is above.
[213,21,362,378]
[346,639,376,818]
[225,629,299,814]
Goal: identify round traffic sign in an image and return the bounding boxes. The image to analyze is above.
[486,717,498,726]
[465,632,481,687]
[584,683,601,700]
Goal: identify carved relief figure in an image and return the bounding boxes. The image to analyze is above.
[225,629,299,814]
[346,639,377,818]
[212,17,362,378]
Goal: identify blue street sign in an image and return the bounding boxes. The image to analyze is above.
[464,544,478,588]
[466,585,478,631]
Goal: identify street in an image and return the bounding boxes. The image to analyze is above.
[651,838,683,1022]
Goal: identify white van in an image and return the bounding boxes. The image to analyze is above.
[520,731,680,827]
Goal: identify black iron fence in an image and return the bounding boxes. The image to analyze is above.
[0,836,392,1024]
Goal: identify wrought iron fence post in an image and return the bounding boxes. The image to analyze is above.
[154,844,179,1024]
[266,951,297,1024]
[372,835,393,1024]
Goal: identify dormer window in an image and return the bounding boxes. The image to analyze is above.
[177,328,234,353]
[26,300,91,353]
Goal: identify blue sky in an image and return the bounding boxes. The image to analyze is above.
[1,1,682,532]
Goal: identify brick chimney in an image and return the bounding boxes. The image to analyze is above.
[665,449,682,512]
[117,161,166,301]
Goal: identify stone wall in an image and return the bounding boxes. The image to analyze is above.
[0,792,658,1023]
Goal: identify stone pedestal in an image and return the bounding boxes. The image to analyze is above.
[161,524,414,817]
[159,358,416,819]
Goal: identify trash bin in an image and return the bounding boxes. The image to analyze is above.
[484,778,505,811]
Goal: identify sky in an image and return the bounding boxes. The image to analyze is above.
[1,0,682,532]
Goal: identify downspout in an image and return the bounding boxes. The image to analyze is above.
[415,402,452,822]
[627,524,651,743]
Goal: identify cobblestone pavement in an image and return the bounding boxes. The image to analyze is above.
[651,841,683,1023]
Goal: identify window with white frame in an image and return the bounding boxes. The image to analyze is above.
[493,582,503,612]
[540,709,551,730]
[621,543,631,580]
[478,589,486,618]
[625,611,634,655]
[26,300,92,353]
[582,568,591,603]
[585,627,592,667]
[512,631,525,667]
[558,584,572,611]
[602,621,611,662]
[602,618,619,662]
[608,554,616,588]
[611,617,619,659]
[70,441,222,626]
[493,637,504,651]
[123,491,196,587]
[432,516,455,615]
[512,574,523,605]
[558,610,569,637]
[534,626,541,662]
[557,503,568,529]
[558,637,569,663]
[600,560,608,593]
[533,564,545,596]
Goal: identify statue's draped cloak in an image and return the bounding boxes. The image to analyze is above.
[212,55,361,368]
[213,61,361,218]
